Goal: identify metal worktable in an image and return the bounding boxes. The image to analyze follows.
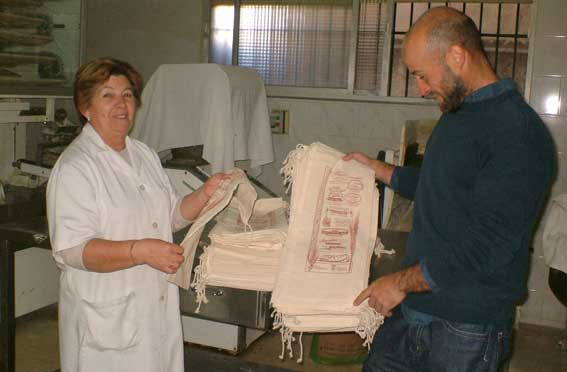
[0,216,50,372]
[0,212,408,372]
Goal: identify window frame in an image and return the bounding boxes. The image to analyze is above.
[207,0,536,105]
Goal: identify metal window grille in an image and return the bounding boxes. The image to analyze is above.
[209,0,532,97]
[388,1,532,97]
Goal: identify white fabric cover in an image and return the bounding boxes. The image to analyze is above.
[168,168,257,289]
[191,198,288,310]
[543,194,567,274]
[271,142,383,360]
[131,64,274,173]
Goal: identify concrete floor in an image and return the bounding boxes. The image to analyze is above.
[15,304,567,372]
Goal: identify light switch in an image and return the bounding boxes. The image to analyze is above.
[270,110,288,134]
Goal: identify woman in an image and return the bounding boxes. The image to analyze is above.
[46,58,225,372]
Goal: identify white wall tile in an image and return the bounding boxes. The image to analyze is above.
[532,37,567,76]
[257,98,440,195]
[537,0,567,37]
[531,76,562,115]
[561,78,567,116]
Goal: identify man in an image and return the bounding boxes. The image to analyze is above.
[345,7,556,372]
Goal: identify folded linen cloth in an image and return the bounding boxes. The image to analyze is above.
[271,142,383,362]
[168,168,257,289]
[191,198,288,311]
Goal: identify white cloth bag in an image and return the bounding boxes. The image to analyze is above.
[271,142,383,361]
[168,168,257,289]
[191,198,288,310]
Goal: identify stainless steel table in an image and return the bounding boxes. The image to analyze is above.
[0,216,50,372]
[0,218,409,372]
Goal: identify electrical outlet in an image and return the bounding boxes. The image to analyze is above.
[270,110,288,134]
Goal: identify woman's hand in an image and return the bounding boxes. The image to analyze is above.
[131,238,184,274]
[180,172,230,221]
[202,172,229,199]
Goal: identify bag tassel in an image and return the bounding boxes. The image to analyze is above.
[190,251,209,313]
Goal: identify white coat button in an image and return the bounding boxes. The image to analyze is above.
[152,222,158,229]
[139,184,145,191]
[160,295,165,301]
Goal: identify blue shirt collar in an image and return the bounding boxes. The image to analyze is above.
[464,78,517,104]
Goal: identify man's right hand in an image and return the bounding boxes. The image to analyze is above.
[343,152,373,167]
[343,152,395,185]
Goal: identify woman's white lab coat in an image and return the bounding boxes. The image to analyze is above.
[47,124,184,372]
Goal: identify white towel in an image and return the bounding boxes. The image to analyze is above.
[543,194,567,274]
[131,64,274,173]
[271,142,383,362]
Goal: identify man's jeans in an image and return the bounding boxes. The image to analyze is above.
[363,306,512,372]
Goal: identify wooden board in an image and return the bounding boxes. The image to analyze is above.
[0,29,52,46]
[0,0,43,7]
[0,11,47,28]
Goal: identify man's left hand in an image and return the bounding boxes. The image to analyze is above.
[353,274,406,316]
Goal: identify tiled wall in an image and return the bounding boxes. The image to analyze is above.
[521,0,567,329]
[256,99,440,196]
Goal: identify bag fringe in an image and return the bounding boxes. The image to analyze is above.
[355,306,385,349]
[373,238,395,257]
[190,251,209,313]
[280,144,307,194]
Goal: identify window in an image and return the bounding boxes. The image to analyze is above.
[209,0,532,98]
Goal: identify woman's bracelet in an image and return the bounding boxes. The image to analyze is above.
[129,240,139,266]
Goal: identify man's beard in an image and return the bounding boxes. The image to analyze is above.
[436,66,468,113]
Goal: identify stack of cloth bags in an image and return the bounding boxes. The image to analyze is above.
[271,142,383,362]
[168,168,257,289]
[191,197,289,311]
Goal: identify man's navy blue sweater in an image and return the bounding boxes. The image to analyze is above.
[390,79,556,326]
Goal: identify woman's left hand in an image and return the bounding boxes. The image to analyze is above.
[202,172,230,199]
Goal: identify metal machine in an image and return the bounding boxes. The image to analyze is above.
[164,154,277,353]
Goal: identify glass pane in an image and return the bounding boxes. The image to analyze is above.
[448,2,464,12]
[412,3,429,24]
[239,3,352,88]
[517,4,530,35]
[496,37,515,79]
[389,34,406,97]
[210,5,234,65]
[464,3,481,30]
[483,36,497,67]
[355,0,387,91]
[481,3,499,34]
[395,3,411,32]
[500,4,518,35]
[513,46,528,93]
[0,0,82,96]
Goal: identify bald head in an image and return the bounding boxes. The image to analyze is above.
[405,7,485,58]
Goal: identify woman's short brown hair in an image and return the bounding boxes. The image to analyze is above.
[73,58,143,124]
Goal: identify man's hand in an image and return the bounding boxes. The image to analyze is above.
[353,275,406,316]
[343,152,373,167]
[353,265,431,316]
[343,152,395,185]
